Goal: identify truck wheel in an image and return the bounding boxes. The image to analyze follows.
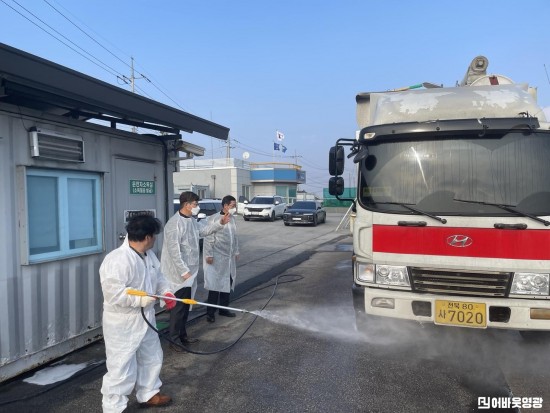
[270,211,275,222]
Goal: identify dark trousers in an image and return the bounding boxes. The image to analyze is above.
[206,290,231,316]
[169,286,191,342]
[206,276,232,316]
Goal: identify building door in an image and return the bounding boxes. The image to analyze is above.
[114,157,163,254]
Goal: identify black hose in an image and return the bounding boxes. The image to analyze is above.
[142,274,303,354]
[0,274,303,406]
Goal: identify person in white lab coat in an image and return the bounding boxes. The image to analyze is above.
[160,191,230,350]
[203,195,240,323]
[100,214,177,412]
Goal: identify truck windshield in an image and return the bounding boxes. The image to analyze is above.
[358,131,550,216]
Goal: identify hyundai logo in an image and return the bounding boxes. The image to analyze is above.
[446,235,473,247]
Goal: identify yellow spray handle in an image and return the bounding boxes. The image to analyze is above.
[127,289,198,305]
[127,289,150,296]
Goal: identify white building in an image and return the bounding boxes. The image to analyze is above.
[174,158,307,205]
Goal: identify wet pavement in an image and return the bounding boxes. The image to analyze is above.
[0,213,350,413]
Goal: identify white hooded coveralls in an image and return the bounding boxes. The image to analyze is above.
[203,211,239,292]
[99,241,171,413]
[160,212,223,294]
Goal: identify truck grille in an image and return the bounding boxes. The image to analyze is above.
[410,267,511,298]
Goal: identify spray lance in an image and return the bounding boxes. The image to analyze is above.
[126,289,256,315]
[125,274,303,355]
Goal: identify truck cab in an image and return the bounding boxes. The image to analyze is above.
[329,56,550,336]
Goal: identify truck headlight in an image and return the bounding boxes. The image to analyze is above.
[510,273,550,295]
[356,263,375,283]
[376,265,410,287]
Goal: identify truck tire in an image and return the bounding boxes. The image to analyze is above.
[270,211,275,221]
[313,215,318,226]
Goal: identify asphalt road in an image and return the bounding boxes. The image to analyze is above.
[2,213,550,412]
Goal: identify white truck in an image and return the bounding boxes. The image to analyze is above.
[329,56,550,336]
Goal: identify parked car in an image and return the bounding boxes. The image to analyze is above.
[283,201,326,226]
[173,199,222,249]
[242,195,287,221]
[237,195,249,215]
[173,198,222,216]
[197,199,223,216]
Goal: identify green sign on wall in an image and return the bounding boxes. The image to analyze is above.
[130,179,155,195]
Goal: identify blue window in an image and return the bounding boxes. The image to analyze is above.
[26,169,103,263]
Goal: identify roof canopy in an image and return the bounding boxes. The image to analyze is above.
[0,43,229,140]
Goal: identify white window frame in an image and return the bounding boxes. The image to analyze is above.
[21,167,103,264]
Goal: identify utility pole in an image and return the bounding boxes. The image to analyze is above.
[129,57,147,133]
[226,136,231,159]
[290,150,302,165]
[130,57,136,133]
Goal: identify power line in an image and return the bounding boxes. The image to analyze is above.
[44,0,182,108]
[42,0,131,70]
[11,0,193,113]
[4,0,124,79]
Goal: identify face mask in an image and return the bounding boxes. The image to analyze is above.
[228,208,236,215]
[191,206,201,215]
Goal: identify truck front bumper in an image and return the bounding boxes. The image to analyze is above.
[359,287,550,331]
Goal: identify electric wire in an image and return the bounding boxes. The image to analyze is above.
[1,0,123,79]
[41,0,131,70]
[8,0,190,111]
[43,0,192,112]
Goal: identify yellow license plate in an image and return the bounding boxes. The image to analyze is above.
[435,300,487,328]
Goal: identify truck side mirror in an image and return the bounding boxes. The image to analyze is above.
[328,177,345,196]
[329,146,345,176]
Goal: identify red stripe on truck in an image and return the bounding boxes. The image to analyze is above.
[372,225,550,260]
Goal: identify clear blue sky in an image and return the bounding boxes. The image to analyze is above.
[2,0,550,196]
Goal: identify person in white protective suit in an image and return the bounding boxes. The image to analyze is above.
[160,191,230,351]
[99,214,177,412]
[203,195,240,323]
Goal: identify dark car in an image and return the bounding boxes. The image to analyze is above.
[283,201,326,226]
[173,199,222,249]
[173,199,222,216]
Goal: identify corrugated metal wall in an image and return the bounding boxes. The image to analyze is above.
[0,105,168,381]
